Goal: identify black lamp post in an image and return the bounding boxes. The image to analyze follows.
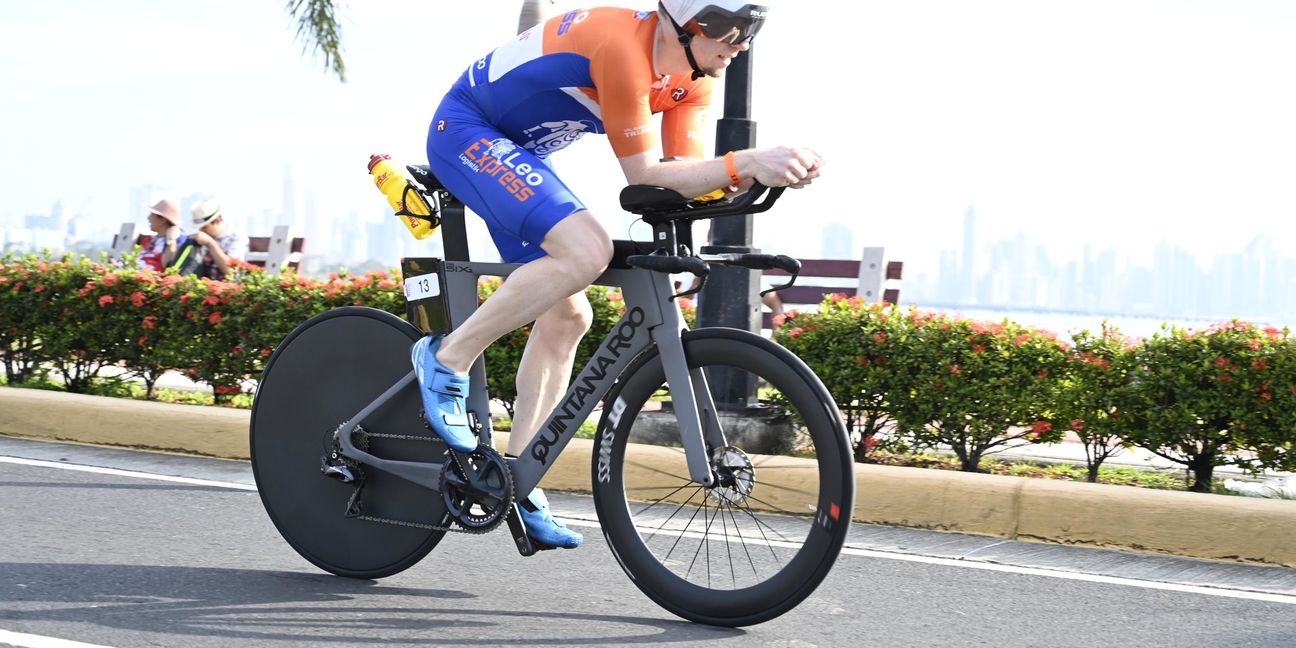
[697,47,760,408]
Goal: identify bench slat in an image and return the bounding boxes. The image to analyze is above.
[763,258,862,278]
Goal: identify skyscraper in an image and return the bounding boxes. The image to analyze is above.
[960,205,977,304]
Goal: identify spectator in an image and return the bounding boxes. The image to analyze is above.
[189,199,249,280]
[139,199,184,272]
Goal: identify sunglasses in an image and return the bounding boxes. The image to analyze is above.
[692,4,767,44]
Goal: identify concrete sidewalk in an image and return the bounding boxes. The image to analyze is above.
[2,385,1295,570]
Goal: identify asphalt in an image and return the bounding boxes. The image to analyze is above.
[3,385,1296,571]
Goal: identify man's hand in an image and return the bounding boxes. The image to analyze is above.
[746,146,823,189]
[191,231,214,248]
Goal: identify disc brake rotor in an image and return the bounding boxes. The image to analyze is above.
[708,446,755,507]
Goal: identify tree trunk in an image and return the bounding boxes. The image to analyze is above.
[1084,440,1102,483]
[1188,452,1215,493]
[959,449,983,472]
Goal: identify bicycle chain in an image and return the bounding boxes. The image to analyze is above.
[342,420,504,535]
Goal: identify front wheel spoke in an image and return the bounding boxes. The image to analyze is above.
[632,481,701,518]
[685,496,723,584]
[623,457,690,483]
[742,491,811,519]
[661,490,709,564]
[742,475,821,499]
[720,500,736,588]
[725,502,760,580]
[734,500,792,565]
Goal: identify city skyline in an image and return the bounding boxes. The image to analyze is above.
[3,0,1295,325]
[7,183,1296,329]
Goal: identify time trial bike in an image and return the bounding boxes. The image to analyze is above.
[249,166,855,627]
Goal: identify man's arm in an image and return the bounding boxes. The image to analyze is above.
[192,232,247,278]
[617,146,823,198]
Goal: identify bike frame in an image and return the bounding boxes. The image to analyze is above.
[335,242,727,500]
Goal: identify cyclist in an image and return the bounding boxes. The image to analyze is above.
[413,1,822,549]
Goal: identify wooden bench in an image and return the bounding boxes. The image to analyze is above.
[110,223,305,274]
[761,247,903,328]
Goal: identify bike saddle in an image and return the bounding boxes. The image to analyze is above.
[406,164,448,192]
[619,185,694,214]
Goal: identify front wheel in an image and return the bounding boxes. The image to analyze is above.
[591,328,854,626]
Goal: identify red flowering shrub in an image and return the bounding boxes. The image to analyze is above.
[885,312,1069,472]
[774,294,902,461]
[1049,323,1139,482]
[1123,322,1296,491]
[777,296,1068,470]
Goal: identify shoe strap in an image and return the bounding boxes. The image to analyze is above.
[428,370,469,398]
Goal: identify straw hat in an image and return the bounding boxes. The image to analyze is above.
[146,199,181,226]
[191,199,223,226]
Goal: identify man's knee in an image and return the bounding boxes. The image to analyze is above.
[539,294,594,341]
[542,211,613,282]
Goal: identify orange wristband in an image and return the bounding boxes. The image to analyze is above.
[724,150,741,186]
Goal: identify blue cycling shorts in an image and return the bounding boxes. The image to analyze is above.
[426,87,587,264]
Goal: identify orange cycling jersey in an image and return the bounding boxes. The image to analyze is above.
[454,7,713,160]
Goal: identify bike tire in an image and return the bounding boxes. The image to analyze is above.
[250,306,448,579]
[591,328,854,626]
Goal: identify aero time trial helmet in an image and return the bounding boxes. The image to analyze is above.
[659,1,769,44]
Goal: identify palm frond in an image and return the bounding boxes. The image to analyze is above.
[286,0,347,82]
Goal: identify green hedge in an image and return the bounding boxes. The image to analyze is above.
[7,255,1291,491]
[774,295,1296,489]
[0,253,697,411]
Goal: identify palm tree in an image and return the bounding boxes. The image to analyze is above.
[286,1,554,82]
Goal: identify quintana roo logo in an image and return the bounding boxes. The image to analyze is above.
[522,120,596,158]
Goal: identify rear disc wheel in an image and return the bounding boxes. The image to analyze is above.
[250,307,448,579]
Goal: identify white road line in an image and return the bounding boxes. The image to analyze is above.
[554,520,1296,606]
[8,455,1296,606]
[834,546,1296,606]
[0,456,256,491]
[0,628,117,648]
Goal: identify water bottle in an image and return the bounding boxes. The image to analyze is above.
[368,154,438,240]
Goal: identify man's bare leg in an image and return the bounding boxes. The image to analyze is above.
[507,292,593,457]
[434,211,612,375]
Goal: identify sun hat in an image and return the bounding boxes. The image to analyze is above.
[147,199,181,226]
[191,199,222,226]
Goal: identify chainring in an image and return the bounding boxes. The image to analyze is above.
[441,445,514,534]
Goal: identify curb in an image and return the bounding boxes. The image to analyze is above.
[4,385,1295,568]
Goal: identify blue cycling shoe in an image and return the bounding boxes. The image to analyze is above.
[411,335,478,453]
[519,488,583,549]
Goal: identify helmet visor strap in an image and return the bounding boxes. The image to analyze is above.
[692,5,767,44]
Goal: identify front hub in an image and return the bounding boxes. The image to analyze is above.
[707,446,755,507]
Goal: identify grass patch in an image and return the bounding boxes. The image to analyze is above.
[5,374,254,409]
[868,450,1216,492]
[492,417,598,439]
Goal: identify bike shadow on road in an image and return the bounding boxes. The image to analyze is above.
[0,562,744,644]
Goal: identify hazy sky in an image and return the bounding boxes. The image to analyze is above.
[2,0,1294,272]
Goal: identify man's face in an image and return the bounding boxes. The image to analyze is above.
[691,32,751,78]
[198,216,221,235]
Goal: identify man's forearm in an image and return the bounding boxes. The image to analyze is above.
[208,246,232,276]
[634,154,741,198]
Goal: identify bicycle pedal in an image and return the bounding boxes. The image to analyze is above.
[505,503,539,557]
